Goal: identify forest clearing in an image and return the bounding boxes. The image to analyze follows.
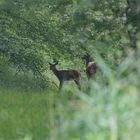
[0,0,140,140]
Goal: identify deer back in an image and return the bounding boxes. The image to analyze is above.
[58,70,80,81]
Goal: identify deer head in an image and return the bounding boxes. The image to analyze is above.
[49,60,81,90]
[49,61,59,71]
[82,53,93,64]
[82,53,90,60]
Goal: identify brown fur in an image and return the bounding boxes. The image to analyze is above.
[49,62,81,90]
[82,53,97,79]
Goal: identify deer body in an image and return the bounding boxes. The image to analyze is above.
[86,62,97,79]
[82,53,97,79]
[49,62,81,90]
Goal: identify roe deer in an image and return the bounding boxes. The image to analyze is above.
[49,61,81,90]
[82,53,97,79]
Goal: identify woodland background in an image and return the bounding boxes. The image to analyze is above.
[0,0,140,140]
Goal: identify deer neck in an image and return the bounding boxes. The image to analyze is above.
[86,58,92,66]
[52,68,59,78]
[86,58,95,67]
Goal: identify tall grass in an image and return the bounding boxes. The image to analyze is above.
[51,49,140,140]
[0,49,140,140]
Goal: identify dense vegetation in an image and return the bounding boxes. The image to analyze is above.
[0,0,140,140]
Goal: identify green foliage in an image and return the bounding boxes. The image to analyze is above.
[0,1,140,139]
[0,48,140,140]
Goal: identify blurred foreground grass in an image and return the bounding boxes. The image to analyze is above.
[0,49,140,140]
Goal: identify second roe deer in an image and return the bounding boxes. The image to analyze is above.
[82,53,97,79]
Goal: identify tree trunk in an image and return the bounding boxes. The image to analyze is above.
[125,0,140,49]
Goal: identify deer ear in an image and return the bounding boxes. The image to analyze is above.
[55,61,59,65]
[86,52,90,56]
[49,62,52,65]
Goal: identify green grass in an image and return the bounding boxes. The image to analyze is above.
[0,50,140,140]
[0,89,50,140]
[0,85,139,140]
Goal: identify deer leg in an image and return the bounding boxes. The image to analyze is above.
[74,80,81,90]
[59,80,63,91]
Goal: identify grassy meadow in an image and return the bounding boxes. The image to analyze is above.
[0,49,140,140]
[0,0,140,139]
